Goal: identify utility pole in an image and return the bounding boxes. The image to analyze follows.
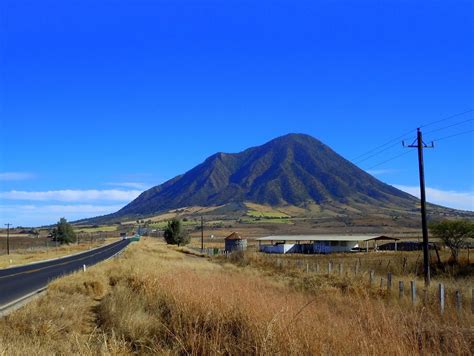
[201,216,204,251]
[403,128,434,286]
[5,223,11,255]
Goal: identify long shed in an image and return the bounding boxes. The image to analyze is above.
[257,235,399,254]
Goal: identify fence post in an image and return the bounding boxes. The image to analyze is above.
[83,264,87,272]
[387,272,392,291]
[369,270,374,287]
[306,263,309,273]
[328,262,332,275]
[380,277,384,289]
[438,283,445,315]
[339,263,343,276]
[316,263,320,273]
[399,281,404,298]
[410,281,416,305]
[455,290,462,314]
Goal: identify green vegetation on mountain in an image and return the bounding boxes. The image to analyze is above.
[108,133,416,220]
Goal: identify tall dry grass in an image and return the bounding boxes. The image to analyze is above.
[229,249,474,299]
[0,238,472,355]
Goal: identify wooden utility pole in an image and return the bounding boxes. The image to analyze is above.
[404,128,434,286]
[201,216,204,251]
[5,223,11,255]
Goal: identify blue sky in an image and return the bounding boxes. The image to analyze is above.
[1,0,473,226]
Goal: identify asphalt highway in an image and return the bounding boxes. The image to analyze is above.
[0,239,131,308]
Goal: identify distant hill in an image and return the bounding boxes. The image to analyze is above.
[85,133,424,223]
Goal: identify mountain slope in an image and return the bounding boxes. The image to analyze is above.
[105,133,417,220]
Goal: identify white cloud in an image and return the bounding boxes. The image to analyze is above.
[106,182,151,190]
[0,204,122,214]
[0,172,35,181]
[394,185,474,211]
[0,189,142,202]
[0,204,123,227]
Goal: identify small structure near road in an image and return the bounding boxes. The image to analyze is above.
[225,232,247,252]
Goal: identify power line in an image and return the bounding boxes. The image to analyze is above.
[432,128,474,142]
[424,117,473,135]
[419,109,473,129]
[354,141,400,164]
[351,109,472,164]
[365,149,415,170]
[350,130,413,161]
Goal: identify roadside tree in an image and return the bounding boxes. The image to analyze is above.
[429,220,474,263]
[51,217,77,244]
[164,219,190,246]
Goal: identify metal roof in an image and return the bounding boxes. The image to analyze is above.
[256,235,381,242]
[364,235,400,241]
[225,232,244,240]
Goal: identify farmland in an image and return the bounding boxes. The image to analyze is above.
[0,226,121,268]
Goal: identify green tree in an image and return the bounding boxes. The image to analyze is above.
[51,217,77,244]
[163,219,190,246]
[429,220,474,263]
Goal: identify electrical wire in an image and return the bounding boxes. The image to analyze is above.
[350,130,413,161]
[424,118,473,135]
[419,109,473,129]
[351,109,472,164]
[363,124,473,172]
[432,129,474,143]
[365,149,415,170]
[353,141,401,164]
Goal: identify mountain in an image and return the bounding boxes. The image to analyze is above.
[94,133,420,222]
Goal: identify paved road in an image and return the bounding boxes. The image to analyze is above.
[0,239,131,308]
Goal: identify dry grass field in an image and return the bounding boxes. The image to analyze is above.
[0,237,471,355]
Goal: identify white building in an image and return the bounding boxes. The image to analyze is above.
[257,235,399,254]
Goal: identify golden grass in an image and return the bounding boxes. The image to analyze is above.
[225,250,474,304]
[0,238,472,355]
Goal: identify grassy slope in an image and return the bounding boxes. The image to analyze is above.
[0,238,471,355]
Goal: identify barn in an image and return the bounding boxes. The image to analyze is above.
[257,235,400,254]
